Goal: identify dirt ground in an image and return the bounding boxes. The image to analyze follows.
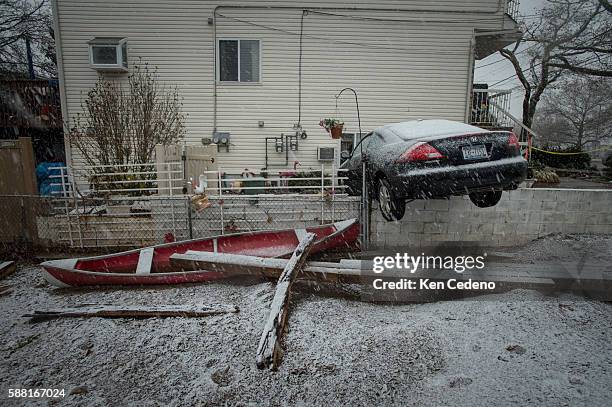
[0,234,611,407]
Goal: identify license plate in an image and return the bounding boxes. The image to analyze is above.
[462,145,488,160]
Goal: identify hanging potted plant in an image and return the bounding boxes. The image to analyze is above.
[320,118,344,139]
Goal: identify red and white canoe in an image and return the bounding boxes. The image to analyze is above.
[41,219,359,287]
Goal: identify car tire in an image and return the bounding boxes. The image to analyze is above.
[469,190,503,208]
[378,178,406,221]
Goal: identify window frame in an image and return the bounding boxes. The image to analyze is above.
[216,38,262,84]
[88,37,128,72]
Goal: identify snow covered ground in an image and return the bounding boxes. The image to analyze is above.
[0,235,611,406]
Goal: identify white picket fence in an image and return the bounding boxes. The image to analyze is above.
[48,162,349,198]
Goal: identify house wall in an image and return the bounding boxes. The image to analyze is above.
[53,0,514,173]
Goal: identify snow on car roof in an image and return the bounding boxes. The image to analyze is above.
[377,119,489,140]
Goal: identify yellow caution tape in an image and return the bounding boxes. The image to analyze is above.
[530,146,608,155]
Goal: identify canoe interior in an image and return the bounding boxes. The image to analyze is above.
[74,224,342,274]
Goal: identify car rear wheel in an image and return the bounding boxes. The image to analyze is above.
[378,178,406,221]
[469,190,503,208]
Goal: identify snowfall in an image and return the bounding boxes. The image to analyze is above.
[0,234,611,406]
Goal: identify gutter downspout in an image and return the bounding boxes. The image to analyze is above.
[51,0,71,167]
[213,7,218,133]
[465,32,476,123]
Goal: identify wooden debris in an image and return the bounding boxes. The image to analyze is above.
[171,251,598,288]
[171,250,610,293]
[191,194,211,212]
[0,261,16,280]
[255,233,316,370]
[23,304,239,322]
[0,285,13,296]
[135,247,155,275]
[170,251,362,284]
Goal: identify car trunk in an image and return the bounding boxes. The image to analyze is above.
[425,131,516,166]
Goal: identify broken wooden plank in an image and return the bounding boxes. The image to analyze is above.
[0,285,13,296]
[23,304,239,322]
[135,247,155,275]
[170,250,603,289]
[169,251,560,287]
[256,232,317,370]
[170,251,362,283]
[0,261,16,281]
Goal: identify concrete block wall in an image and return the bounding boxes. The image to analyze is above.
[370,188,612,248]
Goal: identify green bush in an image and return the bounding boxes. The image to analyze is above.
[531,146,590,169]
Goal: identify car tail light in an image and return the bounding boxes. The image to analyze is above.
[508,132,520,149]
[397,142,445,163]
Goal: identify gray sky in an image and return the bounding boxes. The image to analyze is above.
[474,0,547,118]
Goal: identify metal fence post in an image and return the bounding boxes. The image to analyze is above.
[331,163,336,221]
[73,194,83,248]
[186,195,193,239]
[62,167,83,249]
[167,163,177,238]
[320,164,325,224]
[361,160,369,251]
[61,196,73,247]
[218,169,224,235]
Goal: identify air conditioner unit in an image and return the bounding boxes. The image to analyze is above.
[88,37,128,72]
[317,147,335,161]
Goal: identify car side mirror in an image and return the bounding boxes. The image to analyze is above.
[340,150,351,160]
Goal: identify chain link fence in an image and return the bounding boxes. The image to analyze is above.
[0,193,360,250]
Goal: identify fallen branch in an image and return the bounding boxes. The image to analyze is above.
[255,233,316,370]
[24,304,239,322]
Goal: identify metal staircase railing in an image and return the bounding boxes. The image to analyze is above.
[488,100,539,161]
[470,87,538,161]
[470,88,513,129]
[506,0,520,21]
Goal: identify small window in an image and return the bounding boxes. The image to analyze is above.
[341,133,356,157]
[88,37,128,72]
[218,39,260,82]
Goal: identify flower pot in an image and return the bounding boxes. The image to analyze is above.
[330,124,343,139]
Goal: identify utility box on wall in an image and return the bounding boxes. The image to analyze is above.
[155,144,218,195]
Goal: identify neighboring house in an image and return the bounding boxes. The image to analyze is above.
[52,0,521,172]
[0,79,65,163]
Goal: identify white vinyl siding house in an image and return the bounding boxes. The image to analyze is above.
[52,0,520,172]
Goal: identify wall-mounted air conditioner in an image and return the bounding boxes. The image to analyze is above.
[88,37,128,72]
[317,147,335,162]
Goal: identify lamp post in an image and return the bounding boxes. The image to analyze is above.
[335,87,368,250]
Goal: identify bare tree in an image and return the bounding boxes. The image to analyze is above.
[500,0,610,131]
[534,77,612,149]
[547,1,612,77]
[599,0,612,13]
[0,0,56,79]
[70,61,186,173]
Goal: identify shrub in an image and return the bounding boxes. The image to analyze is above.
[70,61,186,194]
[530,146,590,169]
[532,167,560,184]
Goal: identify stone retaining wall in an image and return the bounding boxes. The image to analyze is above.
[370,188,612,248]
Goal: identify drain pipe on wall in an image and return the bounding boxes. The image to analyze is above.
[297,10,307,128]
